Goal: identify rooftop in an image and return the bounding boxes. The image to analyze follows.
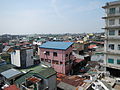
[103,1,120,8]
[39,41,74,50]
[57,75,92,90]
[15,64,56,84]
[4,85,20,90]
[27,76,42,83]
[1,68,23,79]
[0,64,16,73]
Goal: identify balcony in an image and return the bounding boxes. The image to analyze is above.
[102,1,120,8]
[106,63,120,70]
[105,36,120,40]
[103,26,120,29]
[104,51,120,55]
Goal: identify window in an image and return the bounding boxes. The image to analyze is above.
[65,54,68,57]
[119,19,120,24]
[109,8,115,14]
[109,30,115,35]
[60,62,63,65]
[118,45,120,50]
[45,59,48,62]
[53,52,57,57]
[119,7,120,13]
[70,52,72,55]
[52,60,59,64]
[108,58,114,64]
[109,19,115,25]
[45,51,50,55]
[118,30,120,35]
[109,44,114,50]
[117,60,120,64]
[41,58,44,61]
[65,61,69,65]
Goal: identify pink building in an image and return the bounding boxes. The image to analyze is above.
[39,42,74,74]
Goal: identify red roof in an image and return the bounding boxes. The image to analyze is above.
[16,42,31,46]
[4,85,20,90]
[27,77,41,83]
[74,58,84,63]
[88,45,97,49]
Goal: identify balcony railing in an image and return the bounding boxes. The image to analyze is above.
[105,36,120,40]
[106,63,120,70]
[105,51,120,55]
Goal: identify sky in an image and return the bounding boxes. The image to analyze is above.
[0,0,115,35]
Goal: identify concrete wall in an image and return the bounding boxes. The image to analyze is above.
[26,49,34,67]
[40,75,57,90]
[106,40,120,53]
[39,46,73,74]
[11,50,21,67]
[106,54,120,68]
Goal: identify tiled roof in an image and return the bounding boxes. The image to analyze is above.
[39,41,74,50]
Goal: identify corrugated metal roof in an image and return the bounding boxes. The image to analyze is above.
[57,82,76,90]
[1,68,22,79]
[4,85,20,90]
[39,41,74,50]
[15,64,56,84]
[0,64,16,73]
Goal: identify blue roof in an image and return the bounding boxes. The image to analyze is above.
[39,42,74,50]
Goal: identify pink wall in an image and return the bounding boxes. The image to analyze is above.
[39,46,73,74]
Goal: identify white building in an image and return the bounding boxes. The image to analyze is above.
[11,47,34,68]
[103,0,120,76]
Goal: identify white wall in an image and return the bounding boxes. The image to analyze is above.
[106,40,120,54]
[11,50,21,67]
[106,54,120,67]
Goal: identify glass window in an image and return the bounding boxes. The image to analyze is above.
[53,52,57,56]
[117,60,120,64]
[41,58,44,61]
[109,8,115,14]
[52,60,59,64]
[108,58,114,64]
[45,51,50,55]
[60,62,63,65]
[118,30,120,35]
[109,44,114,50]
[65,54,68,57]
[109,19,115,25]
[118,45,120,50]
[109,30,115,35]
[119,7,120,13]
[65,61,69,65]
[119,19,120,24]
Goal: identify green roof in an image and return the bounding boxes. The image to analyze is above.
[15,64,56,85]
[38,68,56,78]
[20,65,56,78]
[0,64,16,73]
[15,72,34,84]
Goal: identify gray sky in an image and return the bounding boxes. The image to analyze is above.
[0,0,115,35]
